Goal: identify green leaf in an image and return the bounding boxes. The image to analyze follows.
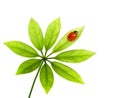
[40,63,54,94]
[53,26,84,53]
[55,49,95,63]
[16,59,41,75]
[28,18,44,51]
[51,62,84,84]
[4,41,38,57]
[45,18,61,50]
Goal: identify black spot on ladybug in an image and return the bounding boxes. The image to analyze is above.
[67,31,78,41]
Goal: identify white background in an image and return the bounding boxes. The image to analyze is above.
[0,0,120,98]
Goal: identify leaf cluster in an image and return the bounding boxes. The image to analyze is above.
[4,18,95,94]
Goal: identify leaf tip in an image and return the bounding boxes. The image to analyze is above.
[55,17,61,23]
[92,51,96,56]
[16,73,19,75]
[57,17,61,20]
[16,71,25,75]
[29,18,36,24]
[4,42,10,47]
[16,70,20,75]
[4,42,8,45]
[77,75,85,84]
[16,68,23,75]
[81,25,85,31]
[78,79,85,84]
[58,17,61,20]
[43,87,51,94]
[80,81,85,84]
[30,18,34,21]
[3,42,7,45]
[45,90,49,94]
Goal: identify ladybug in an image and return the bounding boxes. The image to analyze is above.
[67,31,78,41]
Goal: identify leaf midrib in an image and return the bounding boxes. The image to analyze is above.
[46,22,58,50]
[32,26,41,48]
[45,65,49,87]
[53,38,68,52]
[56,55,91,59]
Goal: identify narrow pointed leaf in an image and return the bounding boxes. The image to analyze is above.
[28,18,44,51]
[16,59,41,75]
[51,62,84,84]
[4,41,38,57]
[55,49,95,63]
[40,63,54,94]
[53,26,84,53]
[45,18,61,50]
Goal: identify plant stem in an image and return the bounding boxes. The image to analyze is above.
[45,50,47,56]
[48,57,54,59]
[46,59,51,63]
[38,55,42,58]
[28,61,43,98]
[41,51,44,56]
[47,52,54,57]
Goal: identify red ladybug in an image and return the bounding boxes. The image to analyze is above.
[67,31,78,41]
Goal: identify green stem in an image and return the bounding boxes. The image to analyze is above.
[45,50,47,56]
[28,61,43,98]
[47,52,54,57]
[38,55,42,58]
[41,51,44,56]
[46,59,51,63]
[48,57,54,59]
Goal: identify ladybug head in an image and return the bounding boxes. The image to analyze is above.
[73,31,78,33]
